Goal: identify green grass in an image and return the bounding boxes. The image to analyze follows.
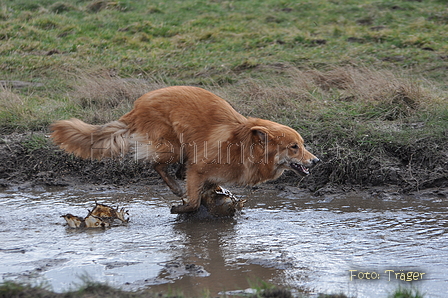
[388,287,424,298]
[21,133,51,152]
[1,0,447,189]
[1,0,447,82]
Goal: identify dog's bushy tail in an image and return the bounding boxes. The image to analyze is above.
[50,118,130,159]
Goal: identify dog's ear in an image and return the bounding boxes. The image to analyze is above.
[250,126,271,142]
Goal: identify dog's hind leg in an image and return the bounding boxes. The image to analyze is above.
[154,164,184,197]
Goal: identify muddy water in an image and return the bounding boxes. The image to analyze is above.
[0,184,447,297]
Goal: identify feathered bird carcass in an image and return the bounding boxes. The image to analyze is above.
[61,202,129,228]
[199,186,246,217]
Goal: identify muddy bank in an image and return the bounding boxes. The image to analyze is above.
[0,132,446,192]
[0,132,161,189]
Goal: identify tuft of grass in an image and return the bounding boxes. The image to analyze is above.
[257,288,293,298]
[389,287,424,298]
[49,2,77,14]
[317,294,349,298]
[0,280,149,298]
[0,85,25,121]
[86,0,129,13]
[0,281,56,298]
[21,134,51,152]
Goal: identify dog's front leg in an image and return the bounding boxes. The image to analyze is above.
[154,164,184,197]
[170,170,203,214]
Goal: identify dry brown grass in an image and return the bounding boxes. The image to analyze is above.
[1,65,438,131]
[64,66,437,130]
[303,66,429,120]
[0,85,25,114]
[86,0,127,13]
[0,85,42,131]
[70,72,166,124]
[221,66,434,123]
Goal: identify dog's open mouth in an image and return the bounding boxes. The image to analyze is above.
[290,162,310,176]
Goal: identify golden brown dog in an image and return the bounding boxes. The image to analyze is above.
[51,86,319,213]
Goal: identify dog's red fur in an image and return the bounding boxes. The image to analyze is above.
[51,86,319,213]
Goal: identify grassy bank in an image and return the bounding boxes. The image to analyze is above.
[1,0,447,190]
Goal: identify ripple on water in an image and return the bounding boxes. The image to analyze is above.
[0,187,447,297]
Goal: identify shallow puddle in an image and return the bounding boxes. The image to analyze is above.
[0,184,447,297]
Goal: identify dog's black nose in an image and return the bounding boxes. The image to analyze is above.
[311,158,320,166]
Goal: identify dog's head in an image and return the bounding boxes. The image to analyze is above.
[248,118,319,178]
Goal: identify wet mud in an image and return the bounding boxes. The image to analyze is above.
[1,184,447,297]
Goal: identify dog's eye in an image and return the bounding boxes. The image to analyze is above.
[290,144,299,149]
